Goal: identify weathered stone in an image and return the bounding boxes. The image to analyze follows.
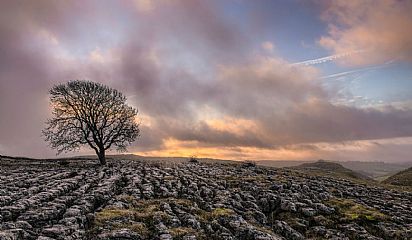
[97,229,142,239]
[0,158,411,240]
[301,207,317,217]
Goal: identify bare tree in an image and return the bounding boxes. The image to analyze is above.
[43,80,140,165]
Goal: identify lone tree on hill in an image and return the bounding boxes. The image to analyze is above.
[43,80,140,165]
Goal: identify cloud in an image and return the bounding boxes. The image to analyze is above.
[123,53,412,151]
[0,0,126,157]
[134,0,155,13]
[128,0,248,63]
[296,137,412,162]
[0,0,412,162]
[261,41,275,53]
[318,0,412,66]
[139,137,412,162]
[0,0,247,157]
[0,1,60,157]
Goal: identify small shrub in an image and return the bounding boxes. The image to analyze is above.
[188,155,198,163]
[242,160,256,168]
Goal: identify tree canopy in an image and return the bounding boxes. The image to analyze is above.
[43,80,140,165]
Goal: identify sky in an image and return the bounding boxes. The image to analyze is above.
[0,0,412,162]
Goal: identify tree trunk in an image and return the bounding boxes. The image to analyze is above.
[98,149,106,165]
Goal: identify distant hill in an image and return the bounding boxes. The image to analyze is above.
[258,160,410,180]
[257,160,312,168]
[383,167,412,186]
[338,161,410,180]
[292,160,371,180]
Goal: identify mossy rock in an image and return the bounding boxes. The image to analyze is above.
[169,227,197,239]
[94,209,135,226]
[112,222,150,238]
[91,197,198,238]
[326,198,388,222]
[198,208,235,221]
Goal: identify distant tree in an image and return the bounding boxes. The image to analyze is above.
[43,80,140,165]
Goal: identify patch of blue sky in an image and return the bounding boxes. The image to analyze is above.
[219,0,329,62]
[349,63,412,103]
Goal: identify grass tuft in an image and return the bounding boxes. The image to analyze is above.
[198,208,235,221]
[94,209,134,226]
[169,227,196,238]
[326,198,388,222]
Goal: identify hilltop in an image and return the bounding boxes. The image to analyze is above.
[383,166,412,186]
[290,160,371,181]
[257,160,410,180]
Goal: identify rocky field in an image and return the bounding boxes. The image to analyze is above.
[0,158,411,240]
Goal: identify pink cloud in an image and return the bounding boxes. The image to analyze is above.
[319,0,412,66]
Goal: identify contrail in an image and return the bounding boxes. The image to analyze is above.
[291,50,366,66]
[321,59,395,79]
